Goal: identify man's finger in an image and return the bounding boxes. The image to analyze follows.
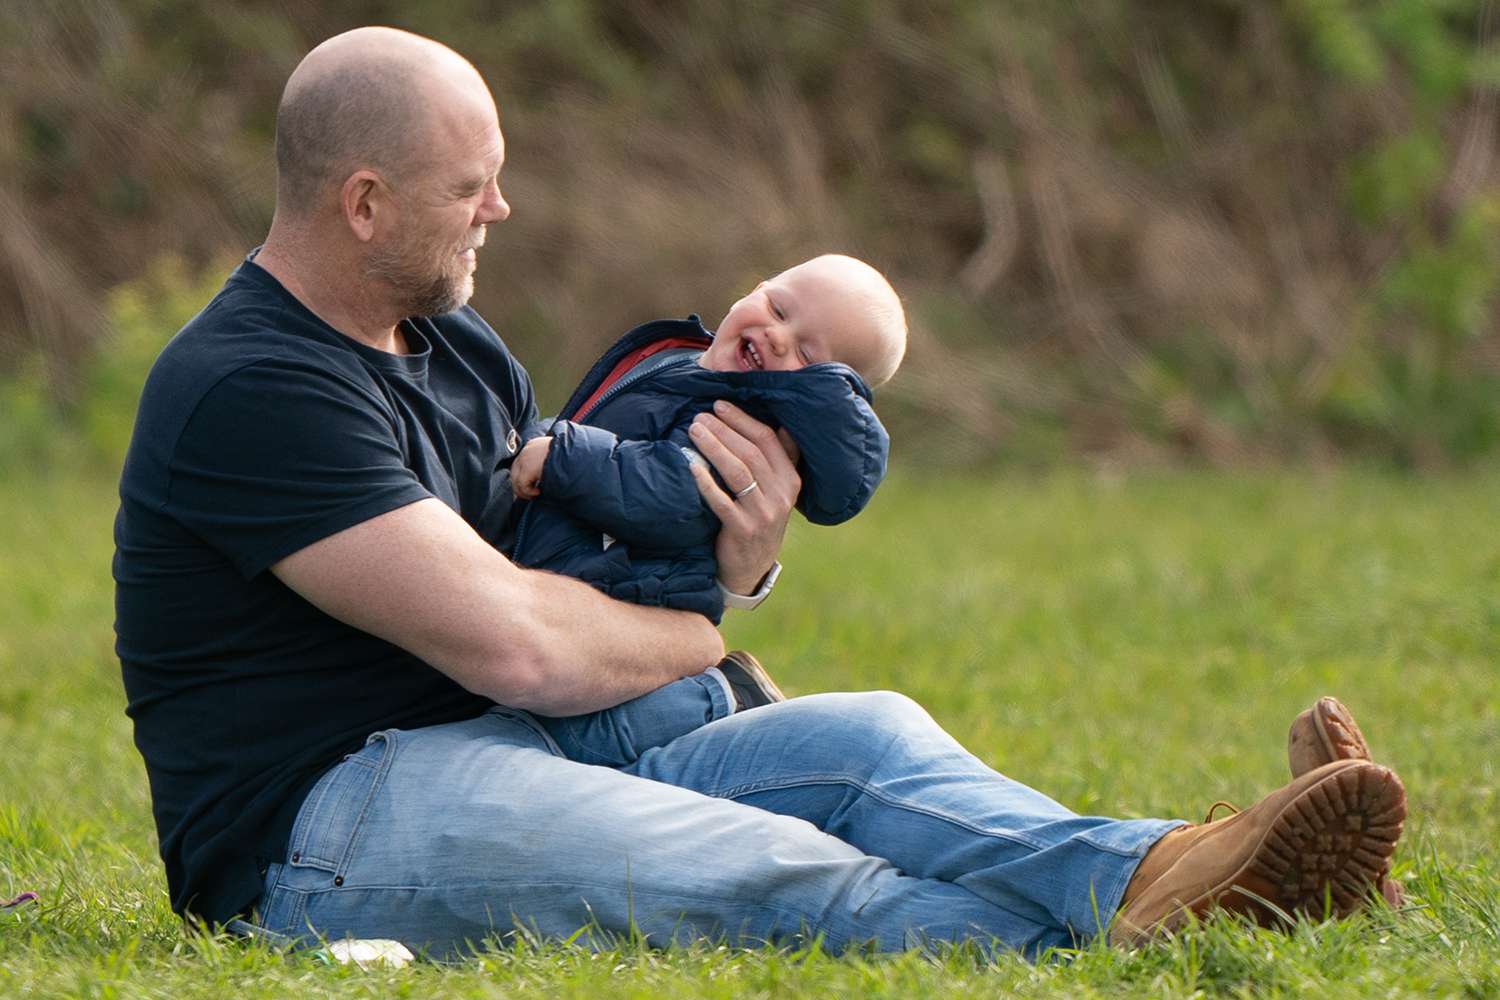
[689,461,740,525]
[692,413,789,503]
[693,404,798,596]
[711,401,797,476]
[689,416,758,491]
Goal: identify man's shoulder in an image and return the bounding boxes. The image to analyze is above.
[128,265,387,474]
[155,267,359,381]
[162,263,397,391]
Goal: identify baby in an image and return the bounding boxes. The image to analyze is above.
[512,254,904,495]
[509,254,906,765]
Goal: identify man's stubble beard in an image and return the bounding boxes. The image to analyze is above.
[364,231,476,318]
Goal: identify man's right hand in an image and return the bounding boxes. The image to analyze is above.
[687,401,801,596]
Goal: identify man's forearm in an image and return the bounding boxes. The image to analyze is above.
[482,567,724,716]
[273,498,722,718]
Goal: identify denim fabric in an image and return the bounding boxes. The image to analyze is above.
[535,672,731,766]
[252,693,1180,959]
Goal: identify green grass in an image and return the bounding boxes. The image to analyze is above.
[3,466,1498,998]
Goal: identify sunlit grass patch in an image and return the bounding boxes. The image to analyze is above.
[2,467,1497,997]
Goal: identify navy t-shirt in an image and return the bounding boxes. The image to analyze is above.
[114,254,535,924]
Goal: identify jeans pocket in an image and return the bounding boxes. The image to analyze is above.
[285,730,397,879]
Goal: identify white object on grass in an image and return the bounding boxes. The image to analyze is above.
[325,938,415,969]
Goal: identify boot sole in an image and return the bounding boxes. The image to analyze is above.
[1288,696,1371,778]
[1199,762,1405,928]
[1115,762,1408,944]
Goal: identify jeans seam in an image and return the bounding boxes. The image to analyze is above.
[698,671,732,720]
[292,879,821,936]
[332,730,399,880]
[488,707,565,757]
[292,755,379,870]
[261,879,307,936]
[285,733,397,875]
[1077,818,1186,860]
[287,766,345,870]
[722,773,1056,854]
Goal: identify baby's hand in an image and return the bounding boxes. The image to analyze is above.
[511,436,551,500]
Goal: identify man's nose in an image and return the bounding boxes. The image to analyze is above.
[479,183,510,224]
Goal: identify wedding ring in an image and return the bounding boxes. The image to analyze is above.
[733,480,759,500]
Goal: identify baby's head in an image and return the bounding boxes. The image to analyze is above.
[699,254,906,387]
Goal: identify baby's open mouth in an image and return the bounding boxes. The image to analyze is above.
[740,339,763,370]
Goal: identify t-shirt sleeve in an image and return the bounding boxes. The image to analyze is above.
[165,359,433,579]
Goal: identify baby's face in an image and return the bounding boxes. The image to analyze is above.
[699,259,886,380]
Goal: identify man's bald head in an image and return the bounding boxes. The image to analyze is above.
[274,27,493,216]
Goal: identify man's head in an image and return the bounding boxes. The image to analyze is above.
[272,27,509,317]
[699,254,907,387]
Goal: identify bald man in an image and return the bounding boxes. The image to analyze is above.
[115,27,1405,959]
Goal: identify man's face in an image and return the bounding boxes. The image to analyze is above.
[366,111,510,317]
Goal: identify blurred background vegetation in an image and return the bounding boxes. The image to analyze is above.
[4,0,1500,470]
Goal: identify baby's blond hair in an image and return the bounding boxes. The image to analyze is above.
[792,254,907,387]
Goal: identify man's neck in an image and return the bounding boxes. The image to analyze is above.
[256,228,409,354]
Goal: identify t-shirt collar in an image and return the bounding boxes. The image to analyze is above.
[237,247,433,376]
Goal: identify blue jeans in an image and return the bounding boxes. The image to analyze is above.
[535,672,732,766]
[250,693,1181,958]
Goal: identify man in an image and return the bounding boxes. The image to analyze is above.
[115,26,1405,958]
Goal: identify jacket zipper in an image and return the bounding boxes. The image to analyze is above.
[511,351,696,560]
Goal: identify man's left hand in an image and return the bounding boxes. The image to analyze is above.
[688,401,800,596]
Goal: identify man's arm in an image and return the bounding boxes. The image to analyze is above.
[271,497,724,716]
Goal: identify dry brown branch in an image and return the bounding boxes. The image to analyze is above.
[958,152,1019,300]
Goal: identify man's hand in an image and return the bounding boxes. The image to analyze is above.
[511,436,551,500]
[688,401,801,595]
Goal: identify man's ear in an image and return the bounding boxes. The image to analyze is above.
[340,169,388,243]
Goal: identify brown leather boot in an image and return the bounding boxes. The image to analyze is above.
[1286,696,1406,907]
[1109,759,1406,946]
[1288,696,1371,777]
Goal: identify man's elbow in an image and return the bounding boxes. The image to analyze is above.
[453,637,556,710]
[447,605,597,712]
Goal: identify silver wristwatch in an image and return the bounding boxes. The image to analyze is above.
[718,561,781,611]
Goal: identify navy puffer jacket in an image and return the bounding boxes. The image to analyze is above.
[510,317,889,622]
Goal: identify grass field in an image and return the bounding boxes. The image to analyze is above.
[2,466,1497,998]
